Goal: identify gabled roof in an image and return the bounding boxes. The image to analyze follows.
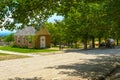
[14,26,50,36]
[14,26,36,36]
[37,26,50,35]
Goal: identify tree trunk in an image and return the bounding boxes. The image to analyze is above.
[98,37,101,48]
[92,36,95,48]
[83,34,88,49]
[117,39,119,46]
[84,39,87,49]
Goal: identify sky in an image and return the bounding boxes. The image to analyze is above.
[47,13,64,23]
[0,13,64,36]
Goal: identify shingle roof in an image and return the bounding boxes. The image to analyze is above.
[14,27,36,36]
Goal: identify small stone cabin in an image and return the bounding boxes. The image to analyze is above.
[14,26,50,48]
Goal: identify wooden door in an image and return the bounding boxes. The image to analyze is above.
[40,36,46,48]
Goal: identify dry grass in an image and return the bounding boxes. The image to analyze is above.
[0,53,28,61]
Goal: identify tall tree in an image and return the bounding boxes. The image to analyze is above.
[0,0,120,46]
[0,0,60,29]
[45,21,66,46]
[4,33,14,42]
[105,0,120,39]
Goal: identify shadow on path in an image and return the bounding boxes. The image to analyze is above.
[7,48,120,80]
[64,47,120,56]
[8,77,43,80]
[46,56,120,80]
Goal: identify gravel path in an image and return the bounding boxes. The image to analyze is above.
[0,48,120,80]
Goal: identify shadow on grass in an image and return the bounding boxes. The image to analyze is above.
[46,56,120,80]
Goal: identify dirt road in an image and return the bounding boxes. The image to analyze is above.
[0,48,120,80]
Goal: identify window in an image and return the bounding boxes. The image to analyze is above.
[17,36,20,44]
[22,36,26,44]
[28,36,32,44]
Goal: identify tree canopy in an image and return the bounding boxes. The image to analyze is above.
[0,0,59,30]
[0,0,120,48]
[0,0,119,29]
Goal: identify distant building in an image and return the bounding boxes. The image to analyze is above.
[14,26,50,48]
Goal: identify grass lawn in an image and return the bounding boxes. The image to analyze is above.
[0,53,28,61]
[0,46,59,53]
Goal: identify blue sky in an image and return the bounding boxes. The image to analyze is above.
[0,13,64,35]
[47,13,64,23]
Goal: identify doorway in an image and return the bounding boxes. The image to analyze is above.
[40,36,46,48]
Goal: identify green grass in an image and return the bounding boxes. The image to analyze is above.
[0,46,58,53]
[0,53,28,61]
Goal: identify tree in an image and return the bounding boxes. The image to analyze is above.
[0,0,120,47]
[0,0,60,29]
[105,0,120,40]
[4,33,14,42]
[45,22,60,46]
[45,20,67,46]
[58,1,106,49]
